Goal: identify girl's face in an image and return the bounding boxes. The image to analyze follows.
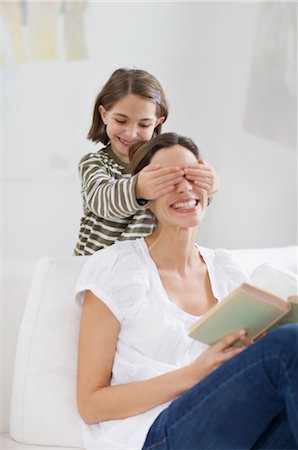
[148,145,208,229]
[99,94,165,163]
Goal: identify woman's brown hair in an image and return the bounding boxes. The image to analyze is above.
[87,68,169,145]
[129,132,200,176]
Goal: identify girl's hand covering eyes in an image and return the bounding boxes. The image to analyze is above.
[136,164,184,201]
[184,158,219,197]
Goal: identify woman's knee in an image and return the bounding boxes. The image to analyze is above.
[262,324,298,360]
[267,323,298,342]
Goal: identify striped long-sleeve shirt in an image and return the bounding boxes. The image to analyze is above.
[74,145,155,255]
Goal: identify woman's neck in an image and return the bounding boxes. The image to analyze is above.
[145,226,200,275]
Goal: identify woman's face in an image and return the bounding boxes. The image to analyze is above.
[148,145,208,229]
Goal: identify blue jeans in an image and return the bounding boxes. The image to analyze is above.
[142,324,298,450]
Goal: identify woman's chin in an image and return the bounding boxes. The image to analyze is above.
[171,216,204,229]
[169,209,205,228]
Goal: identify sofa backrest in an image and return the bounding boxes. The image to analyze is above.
[9,247,298,447]
[9,256,87,448]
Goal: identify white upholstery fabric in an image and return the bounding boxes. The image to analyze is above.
[230,245,297,275]
[9,247,298,447]
[0,433,79,450]
[251,263,298,299]
[9,257,87,448]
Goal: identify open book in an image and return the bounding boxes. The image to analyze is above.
[189,283,298,345]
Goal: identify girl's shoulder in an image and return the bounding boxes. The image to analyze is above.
[79,146,111,167]
[78,146,129,177]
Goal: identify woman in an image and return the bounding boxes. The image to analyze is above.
[75,132,298,450]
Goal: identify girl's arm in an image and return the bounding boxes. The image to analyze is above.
[79,154,140,219]
[79,153,183,219]
[77,291,250,425]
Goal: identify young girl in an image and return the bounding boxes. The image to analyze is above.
[74,68,219,255]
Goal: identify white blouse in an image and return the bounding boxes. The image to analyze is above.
[75,238,250,450]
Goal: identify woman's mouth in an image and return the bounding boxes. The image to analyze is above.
[170,199,199,212]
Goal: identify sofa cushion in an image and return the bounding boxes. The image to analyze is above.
[0,433,81,450]
[9,257,87,448]
[230,245,297,275]
[251,263,298,299]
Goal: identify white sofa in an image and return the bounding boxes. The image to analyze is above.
[2,246,298,450]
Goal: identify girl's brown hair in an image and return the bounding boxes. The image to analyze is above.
[129,132,200,176]
[87,68,169,145]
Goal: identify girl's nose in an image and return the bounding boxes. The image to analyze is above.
[125,124,138,139]
[176,176,193,193]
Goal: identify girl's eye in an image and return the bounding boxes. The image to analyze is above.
[139,124,151,128]
[115,119,126,124]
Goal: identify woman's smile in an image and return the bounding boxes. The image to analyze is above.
[170,198,200,213]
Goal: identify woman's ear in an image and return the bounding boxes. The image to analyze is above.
[98,105,107,124]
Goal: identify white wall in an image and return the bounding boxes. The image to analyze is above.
[2,2,297,260]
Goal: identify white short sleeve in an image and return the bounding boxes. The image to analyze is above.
[214,248,251,295]
[198,246,251,300]
[75,241,150,322]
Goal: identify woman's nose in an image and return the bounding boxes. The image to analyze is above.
[176,176,193,193]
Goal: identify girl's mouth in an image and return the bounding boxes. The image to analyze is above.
[117,137,132,147]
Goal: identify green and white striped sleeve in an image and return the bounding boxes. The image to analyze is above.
[79,152,140,219]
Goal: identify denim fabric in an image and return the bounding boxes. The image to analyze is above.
[142,324,298,450]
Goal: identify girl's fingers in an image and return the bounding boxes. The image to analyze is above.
[185,163,212,172]
[186,176,213,185]
[142,164,161,172]
[142,165,181,177]
[194,182,212,192]
[154,173,184,185]
[184,170,213,180]
[152,166,182,178]
[154,185,175,197]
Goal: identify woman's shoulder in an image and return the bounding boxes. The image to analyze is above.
[197,245,250,299]
[197,245,250,283]
[76,239,149,319]
[197,245,236,263]
[82,239,148,278]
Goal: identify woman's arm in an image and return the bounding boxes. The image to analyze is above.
[77,291,250,425]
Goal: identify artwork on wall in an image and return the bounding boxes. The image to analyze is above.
[243,2,297,150]
[1,1,88,65]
